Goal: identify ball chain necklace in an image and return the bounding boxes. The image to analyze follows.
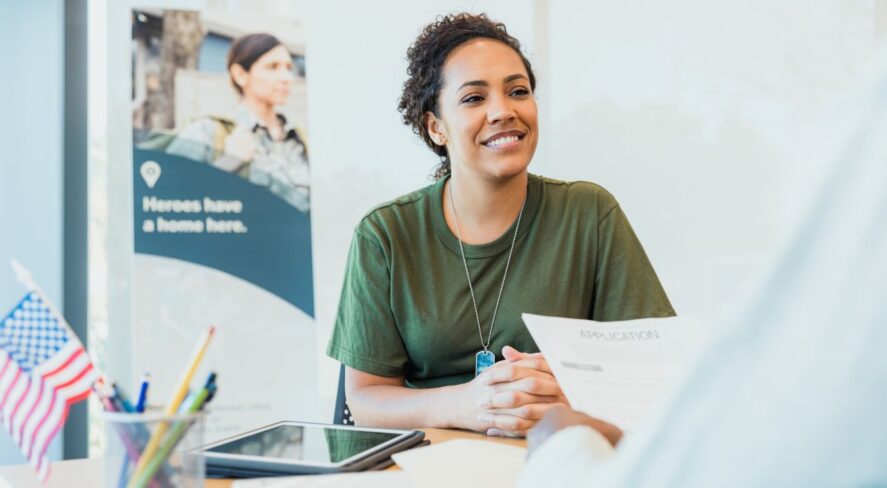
[447,181,527,377]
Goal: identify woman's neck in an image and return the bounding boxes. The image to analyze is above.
[444,170,528,245]
[241,96,279,132]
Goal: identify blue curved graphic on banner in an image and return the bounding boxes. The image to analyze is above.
[133,148,314,317]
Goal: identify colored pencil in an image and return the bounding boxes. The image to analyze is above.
[126,325,215,487]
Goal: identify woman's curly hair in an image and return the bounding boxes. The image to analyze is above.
[397,13,537,180]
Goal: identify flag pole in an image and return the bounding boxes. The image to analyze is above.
[9,259,37,293]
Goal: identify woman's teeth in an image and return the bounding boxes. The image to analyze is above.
[486,135,520,147]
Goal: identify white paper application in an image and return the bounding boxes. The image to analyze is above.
[392,439,527,488]
[522,313,704,431]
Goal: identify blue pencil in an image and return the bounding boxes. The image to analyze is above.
[135,374,150,413]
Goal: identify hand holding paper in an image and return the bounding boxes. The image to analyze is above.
[522,314,703,432]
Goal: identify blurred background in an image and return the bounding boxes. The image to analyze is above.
[1,0,884,466]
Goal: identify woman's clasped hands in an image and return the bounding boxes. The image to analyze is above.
[459,345,569,437]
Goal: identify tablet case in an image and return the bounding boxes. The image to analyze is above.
[204,425,426,478]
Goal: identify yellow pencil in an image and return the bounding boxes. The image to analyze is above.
[126,325,216,487]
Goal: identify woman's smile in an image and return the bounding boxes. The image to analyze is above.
[481,130,527,151]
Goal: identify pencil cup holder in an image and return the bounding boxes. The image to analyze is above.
[101,410,206,488]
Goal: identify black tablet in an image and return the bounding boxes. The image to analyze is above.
[201,421,425,478]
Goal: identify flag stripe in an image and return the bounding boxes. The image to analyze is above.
[31,366,97,456]
[37,458,49,482]
[0,369,23,423]
[32,341,83,379]
[5,376,31,432]
[0,357,11,390]
[21,359,92,456]
[32,375,95,472]
[36,346,84,380]
[23,361,94,458]
[23,350,91,436]
[16,378,45,444]
[12,375,45,443]
[32,373,95,474]
[0,356,12,423]
[19,354,92,452]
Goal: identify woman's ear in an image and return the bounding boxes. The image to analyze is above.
[424,111,447,146]
[230,64,249,89]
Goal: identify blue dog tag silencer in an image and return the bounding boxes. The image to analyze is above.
[475,350,495,376]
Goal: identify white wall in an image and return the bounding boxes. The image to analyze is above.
[540,0,883,321]
[0,0,65,467]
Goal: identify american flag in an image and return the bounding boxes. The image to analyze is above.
[0,291,98,481]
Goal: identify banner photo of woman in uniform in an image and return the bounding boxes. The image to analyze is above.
[130,8,315,441]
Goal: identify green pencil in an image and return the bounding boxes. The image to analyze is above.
[129,386,212,488]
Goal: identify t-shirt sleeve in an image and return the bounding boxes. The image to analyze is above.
[326,227,409,377]
[592,203,676,320]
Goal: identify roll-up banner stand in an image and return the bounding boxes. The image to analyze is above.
[130,8,315,442]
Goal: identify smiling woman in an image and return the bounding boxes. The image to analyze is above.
[326,13,675,438]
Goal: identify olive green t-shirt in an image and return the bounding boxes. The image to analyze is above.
[327,174,675,388]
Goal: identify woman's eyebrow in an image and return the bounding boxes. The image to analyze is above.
[458,80,488,91]
[457,73,529,91]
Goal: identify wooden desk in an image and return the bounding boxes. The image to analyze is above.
[0,429,524,488]
[205,428,526,488]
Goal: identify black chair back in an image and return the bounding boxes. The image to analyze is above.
[333,363,355,425]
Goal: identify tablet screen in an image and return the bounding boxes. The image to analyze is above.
[206,424,404,464]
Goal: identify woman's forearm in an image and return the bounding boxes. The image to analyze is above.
[347,382,475,430]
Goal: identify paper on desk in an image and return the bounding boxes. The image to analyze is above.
[392,439,526,488]
[231,471,410,488]
[522,313,704,431]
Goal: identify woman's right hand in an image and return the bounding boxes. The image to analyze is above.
[223,127,257,163]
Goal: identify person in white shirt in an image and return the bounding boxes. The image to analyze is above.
[520,56,887,487]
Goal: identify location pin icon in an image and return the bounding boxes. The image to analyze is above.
[140,161,161,189]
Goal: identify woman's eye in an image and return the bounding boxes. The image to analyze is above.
[511,88,531,97]
[461,95,484,104]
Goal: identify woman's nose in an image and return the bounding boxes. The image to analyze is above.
[486,94,516,124]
